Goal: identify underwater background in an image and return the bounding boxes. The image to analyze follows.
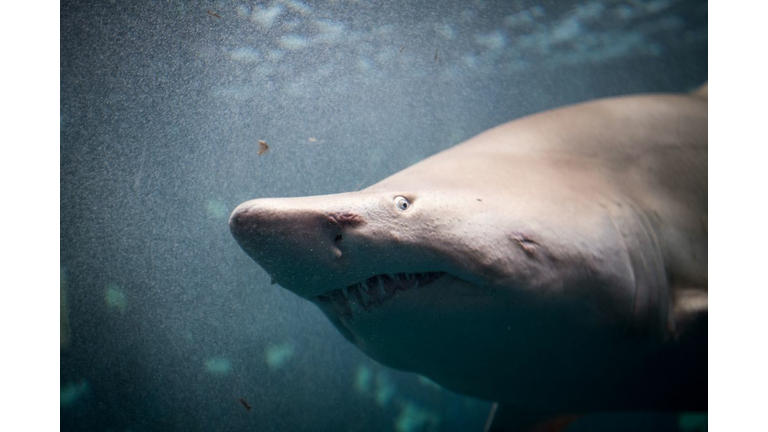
[60,0,707,431]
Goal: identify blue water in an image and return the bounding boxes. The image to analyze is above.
[60,1,707,431]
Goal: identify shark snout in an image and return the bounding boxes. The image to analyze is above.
[229,200,278,238]
[229,197,361,296]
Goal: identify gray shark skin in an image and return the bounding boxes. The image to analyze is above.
[229,87,707,422]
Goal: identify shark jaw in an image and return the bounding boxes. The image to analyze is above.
[310,270,511,391]
[315,272,446,319]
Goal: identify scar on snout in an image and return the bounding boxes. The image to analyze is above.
[327,212,365,228]
[511,232,539,258]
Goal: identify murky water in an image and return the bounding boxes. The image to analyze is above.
[60,1,707,431]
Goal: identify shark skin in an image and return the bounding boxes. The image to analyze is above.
[229,87,707,427]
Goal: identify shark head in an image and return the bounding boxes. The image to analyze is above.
[229,185,510,380]
[229,148,664,407]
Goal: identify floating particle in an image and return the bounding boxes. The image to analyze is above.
[399,45,405,52]
[308,137,317,142]
[238,398,252,411]
[207,10,222,19]
[258,140,269,156]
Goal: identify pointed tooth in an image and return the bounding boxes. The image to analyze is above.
[332,298,345,316]
[377,276,386,296]
[330,289,351,319]
[395,275,406,291]
[349,286,367,313]
[342,286,350,299]
[359,282,371,304]
[349,285,359,304]
[346,286,356,305]
[383,275,396,297]
[360,285,373,306]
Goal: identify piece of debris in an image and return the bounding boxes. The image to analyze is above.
[434,49,440,62]
[258,140,269,156]
[399,45,405,53]
[238,398,252,411]
[308,137,317,142]
[476,198,483,202]
[207,10,222,19]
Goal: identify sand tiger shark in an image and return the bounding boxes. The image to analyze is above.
[229,85,707,430]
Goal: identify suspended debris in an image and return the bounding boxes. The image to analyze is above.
[238,398,252,411]
[258,140,269,156]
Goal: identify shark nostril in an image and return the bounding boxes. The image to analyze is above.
[229,208,249,231]
[334,234,343,243]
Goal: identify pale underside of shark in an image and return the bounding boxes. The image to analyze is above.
[229,85,707,430]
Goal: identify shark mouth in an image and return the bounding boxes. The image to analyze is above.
[316,272,445,319]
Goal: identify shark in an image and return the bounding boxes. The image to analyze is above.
[229,85,707,430]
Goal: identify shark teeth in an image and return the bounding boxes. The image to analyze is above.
[376,276,386,297]
[316,272,445,319]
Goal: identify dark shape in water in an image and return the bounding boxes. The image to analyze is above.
[238,398,252,411]
[258,140,269,156]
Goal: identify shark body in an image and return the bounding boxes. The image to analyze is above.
[229,87,707,425]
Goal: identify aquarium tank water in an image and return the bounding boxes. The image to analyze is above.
[60,0,707,431]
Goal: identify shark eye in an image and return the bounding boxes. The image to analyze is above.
[394,196,411,211]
